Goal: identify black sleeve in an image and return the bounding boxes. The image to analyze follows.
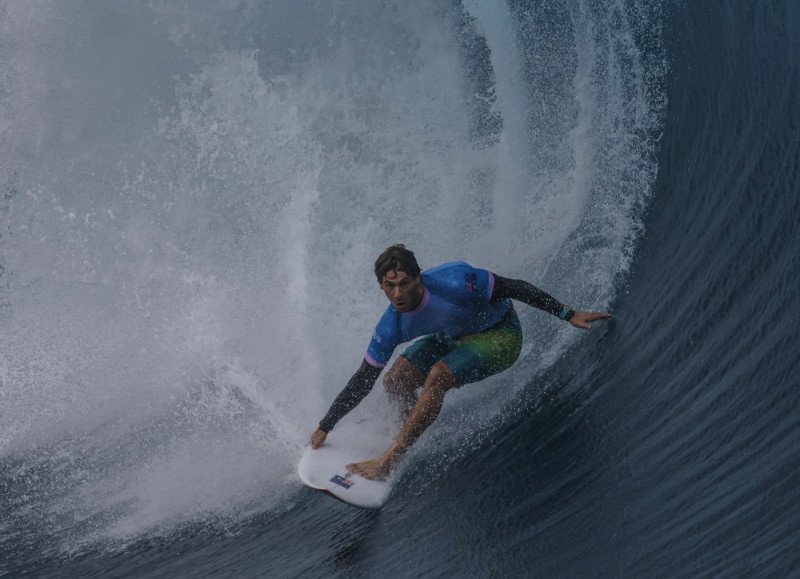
[491,274,574,320]
[318,359,383,433]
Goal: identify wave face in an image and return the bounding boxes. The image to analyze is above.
[2,0,797,576]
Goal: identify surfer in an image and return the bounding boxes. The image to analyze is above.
[309,244,611,480]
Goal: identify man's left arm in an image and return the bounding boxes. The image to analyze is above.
[491,274,611,329]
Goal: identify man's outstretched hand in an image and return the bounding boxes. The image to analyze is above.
[569,311,612,330]
[309,428,327,449]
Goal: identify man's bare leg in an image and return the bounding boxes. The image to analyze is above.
[383,357,424,424]
[348,361,456,480]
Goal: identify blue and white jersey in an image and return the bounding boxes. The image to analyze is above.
[365,262,511,367]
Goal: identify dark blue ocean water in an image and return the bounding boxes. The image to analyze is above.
[2,0,799,577]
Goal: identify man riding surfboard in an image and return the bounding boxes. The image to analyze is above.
[309,245,611,480]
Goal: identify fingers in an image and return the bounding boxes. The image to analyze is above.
[584,311,612,322]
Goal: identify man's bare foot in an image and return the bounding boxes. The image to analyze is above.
[346,457,392,481]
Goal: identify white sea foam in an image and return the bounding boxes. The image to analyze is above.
[0,0,664,549]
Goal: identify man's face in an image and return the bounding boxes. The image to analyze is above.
[379,269,423,313]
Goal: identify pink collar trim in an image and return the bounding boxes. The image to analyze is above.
[405,288,430,315]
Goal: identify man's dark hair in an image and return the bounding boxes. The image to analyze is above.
[374,244,421,281]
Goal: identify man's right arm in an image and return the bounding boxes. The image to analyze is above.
[311,359,383,447]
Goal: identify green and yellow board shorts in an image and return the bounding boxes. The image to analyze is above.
[401,306,523,386]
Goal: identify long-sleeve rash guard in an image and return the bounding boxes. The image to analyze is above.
[317,264,574,433]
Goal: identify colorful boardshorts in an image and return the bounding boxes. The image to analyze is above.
[400,306,523,386]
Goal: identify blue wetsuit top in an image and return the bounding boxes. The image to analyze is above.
[365,261,510,368]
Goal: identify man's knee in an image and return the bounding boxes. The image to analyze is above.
[422,361,457,396]
[384,357,423,395]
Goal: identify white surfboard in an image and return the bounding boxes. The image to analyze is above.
[298,438,393,509]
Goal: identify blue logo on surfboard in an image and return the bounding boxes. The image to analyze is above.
[331,475,354,489]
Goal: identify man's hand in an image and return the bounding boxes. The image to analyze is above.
[309,429,327,449]
[569,311,612,330]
